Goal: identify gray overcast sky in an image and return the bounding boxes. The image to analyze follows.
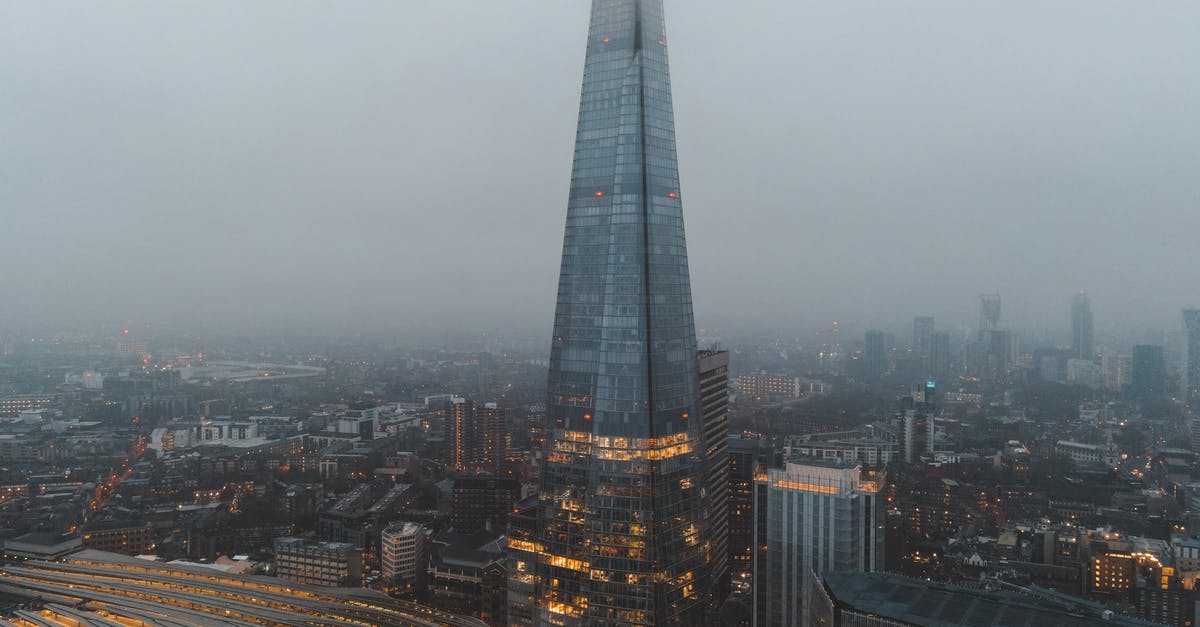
[3,1,1199,340]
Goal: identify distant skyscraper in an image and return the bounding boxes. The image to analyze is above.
[1071,292,1095,360]
[1185,309,1200,406]
[929,332,951,379]
[913,316,934,373]
[753,460,884,626]
[521,1,712,623]
[1131,345,1166,400]
[864,330,887,380]
[979,294,1001,337]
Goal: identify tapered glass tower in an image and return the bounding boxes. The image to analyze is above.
[522,0,710,624]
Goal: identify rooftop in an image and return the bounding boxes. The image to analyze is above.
[822,572,1156,627]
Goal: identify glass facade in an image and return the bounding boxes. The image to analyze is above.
[752,462,884,627]
[525,0,709,624]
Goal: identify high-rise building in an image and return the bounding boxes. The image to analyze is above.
[445,399,505,473]
[522,1,711,623]
[445,397,473,472]
[979,294,1001,337]
[728,437,771,580]
[697,350,730,604]
[1130,345,1166,400]
[753,460,884,626]
[929,332,951,379]
[864,330,887,380]
[913,316,934,372]
[1185,309,1200,406]
[1071,292,1095,360]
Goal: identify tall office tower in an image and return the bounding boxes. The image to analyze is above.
[524,1,710,623]
[753,460,884,626]
[929,332,951,379]
[979,294,1001,337]
[698,350,731,605]
[913,316,934,372]
[1186,309,1200,407]
[863,330,887,380]
[1071,292,1095,360]
[1131,345,1167,400]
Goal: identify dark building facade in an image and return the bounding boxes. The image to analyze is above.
[451,475,520,533]
[698,349,730,606]
[1185,309,1200,406]
[1071,292,1095,360]
[864,330,887,380]
[1131,344,1167,400]
[521,0,711,623]
[445,399,505,474]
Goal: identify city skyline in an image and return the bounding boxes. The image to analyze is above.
[4,1,1200,337]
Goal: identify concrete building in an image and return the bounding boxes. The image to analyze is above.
[273,537,362,588]
[783,424,899,467]
[1055,440,1118,467]
[381,522,427,587]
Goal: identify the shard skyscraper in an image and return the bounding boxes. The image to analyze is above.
[509,0,712,624]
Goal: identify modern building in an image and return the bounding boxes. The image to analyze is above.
[783,424,899,467]
[929,331,951,379]
[451,475,520,532]
[728,437,771,579]
[381,522,427,588]
[738,373,803,399]
[913,316,934,373]
[863,330,887,380]
[445,399,506,473]
[901,410,935,464]
[1072,292,1095,360]
[523,0,712,623]
[980,293,1002,336]
[753,460,884,626]
[273,537,362,588]
[698,349,731,605]
[1184,309,1200,406]
[1131,344,1167,400]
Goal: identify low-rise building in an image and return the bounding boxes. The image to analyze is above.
[273,537,362,588]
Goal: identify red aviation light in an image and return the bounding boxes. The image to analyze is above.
[659,39,665,45]
[595,190,604,197]
[668,192,677,198]
[602,37,610,43]
[682,413,689,419]
[584,413,592,420]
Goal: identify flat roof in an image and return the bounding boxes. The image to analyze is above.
[823,572,1156,627]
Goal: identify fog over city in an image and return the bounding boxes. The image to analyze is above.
[4,0,1200,339]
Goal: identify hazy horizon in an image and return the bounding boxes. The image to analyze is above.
[4,1,1200,340]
